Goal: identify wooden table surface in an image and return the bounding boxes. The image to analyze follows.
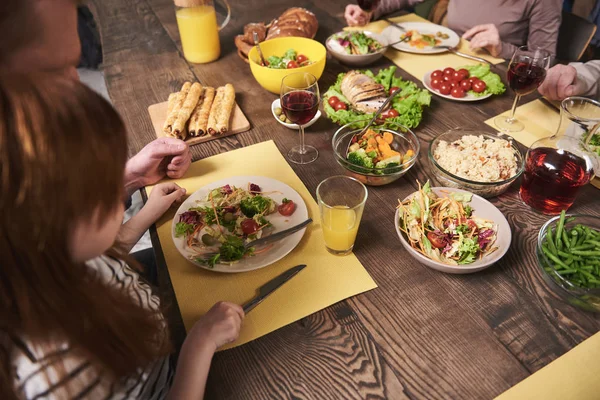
[89,0,600,398]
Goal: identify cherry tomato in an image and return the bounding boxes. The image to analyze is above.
[439,82,451,95]
[459,79,472,91]
[443,67,456,78]
[443,75,452,82]
[328,96,340,107]
[241,219,260,235]
[389,86,400,95]
[334,102,348,111]
[287,60,299,69]
[458,68,469,80]
[468,77,479,85]
[451,87,466,98]
[383,108,400,119]
[449,81,459,90]
[451,70,463,82]
[427,232,447,249]
[472,80,487,93]
[430,77,443,90]
[296,54,308,64]
[431,70,444,79]
[278,200,296,216]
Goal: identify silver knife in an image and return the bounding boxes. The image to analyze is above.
[384,18,406,32]
[242,264,306,313]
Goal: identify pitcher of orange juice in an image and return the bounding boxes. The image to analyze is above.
[174,0,231,64]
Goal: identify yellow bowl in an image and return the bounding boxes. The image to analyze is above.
[248,37,327,94]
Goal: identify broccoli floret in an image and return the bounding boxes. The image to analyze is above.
[240,195,275,217]
[347,148,374,169]
[375,155,402,174]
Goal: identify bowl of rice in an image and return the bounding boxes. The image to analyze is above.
[428,130,524,198]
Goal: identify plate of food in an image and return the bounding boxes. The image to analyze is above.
[326,30,388,66]
[323,66,431,129]
[172,176,309,273]
[394,182,511,274]
[422,65,506,101]
[382,22,459,54]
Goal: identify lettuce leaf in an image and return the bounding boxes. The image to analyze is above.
[323,67,431,129]
[459,64,506,97]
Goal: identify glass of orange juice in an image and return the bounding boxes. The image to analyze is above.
[174,0,230,64]
[316,176,368,256]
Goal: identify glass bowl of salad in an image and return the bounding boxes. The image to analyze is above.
[332,119,419,186]
[428,129,525,198]
[248,37,326,94]
[536,213,600,312]
[326,30,388,67]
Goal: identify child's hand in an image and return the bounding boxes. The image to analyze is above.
[188,302,244,352]
[143,182,186,222]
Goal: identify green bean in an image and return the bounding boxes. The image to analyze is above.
[572,244,597,251]
[558,269,577,274]
[543,247,570,269]
[555,210,566,250]
[546,229,558,254]
[562,230,571,249]
[570,231,579,248]
[571,250,600,256]
[586,240,600,247]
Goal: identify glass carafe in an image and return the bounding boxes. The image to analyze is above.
[520,97,598,215]
[174,0,231,64]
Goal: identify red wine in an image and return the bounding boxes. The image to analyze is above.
[520,147,592,215]
[357,0,380,11]
[281,90,319,125]
[507,63,547,95]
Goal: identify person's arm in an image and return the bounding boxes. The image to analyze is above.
[373,0,422,19]
[116,182,186,253]
[499,0,562,60]
[167,302,244,400]
[571,60,600,100]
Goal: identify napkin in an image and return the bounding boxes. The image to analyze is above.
[149,141,377,350]
[496,331,600,400]
[347,14,504,81]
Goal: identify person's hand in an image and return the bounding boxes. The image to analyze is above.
[345,4,372,27]
[124,137,192,193]
[538,64,583,101]
[462,24,502,57]
[141,182,186,222]
[188,302,244,352]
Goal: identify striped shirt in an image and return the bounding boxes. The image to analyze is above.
[6,255,174,399]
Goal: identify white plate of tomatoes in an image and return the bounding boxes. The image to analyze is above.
[422,67,491,101]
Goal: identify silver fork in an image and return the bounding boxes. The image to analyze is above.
[432,45,497,69]
[196,218,312,261]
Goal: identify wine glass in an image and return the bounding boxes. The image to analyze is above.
[280,72,320,164]
[495,46,552,133]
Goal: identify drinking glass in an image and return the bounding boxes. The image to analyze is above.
[520,97,598,215]
[316,176,368,256]
[280,72,320,164]
[495,46,552,133]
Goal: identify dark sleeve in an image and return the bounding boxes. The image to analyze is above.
[373,0,423,19]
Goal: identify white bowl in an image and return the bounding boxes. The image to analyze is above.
[326,30,388,67]
[394,187,511,274]
[271,99,321,130]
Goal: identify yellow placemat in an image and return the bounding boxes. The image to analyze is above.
[484,99,559,148]
[496,331,600,400]
[347,14,504,80]
[149,141,377,349]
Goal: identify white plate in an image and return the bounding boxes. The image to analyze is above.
[172,176,309,273]
[394,187,511,274]
[422,70,492,102]
[383,22,459,54]
[271,99,321,130]
[326,30,388,67]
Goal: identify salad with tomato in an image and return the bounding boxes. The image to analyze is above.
[174,183,296,267]
[427,64,505,99]
[265,48,311,69]
[397,182,499,265]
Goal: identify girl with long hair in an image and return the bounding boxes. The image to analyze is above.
[0,72,244,399]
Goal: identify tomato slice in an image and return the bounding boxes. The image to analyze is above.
[241,219,260,235]
[427,232,447,249]
[278,200,296,216]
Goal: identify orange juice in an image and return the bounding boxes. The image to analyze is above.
[176,6,220,63]
[322,206,361,254]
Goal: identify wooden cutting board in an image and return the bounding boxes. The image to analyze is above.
[148,100,251,146]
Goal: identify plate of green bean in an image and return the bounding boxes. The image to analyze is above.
[537,211,600,312]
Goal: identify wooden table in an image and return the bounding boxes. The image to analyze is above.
[89,0,600,398]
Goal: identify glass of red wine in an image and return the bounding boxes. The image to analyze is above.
[280,72,320,164]
[494,46,551,133]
